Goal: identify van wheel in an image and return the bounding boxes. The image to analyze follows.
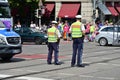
[1,55,13,61]
[35,37,42,44]
[99,38,108,46]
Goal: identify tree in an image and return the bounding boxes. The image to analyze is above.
[8,0,45,25]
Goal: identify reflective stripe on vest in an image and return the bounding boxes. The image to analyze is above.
[47,27,57,42]
[71,21,82,38]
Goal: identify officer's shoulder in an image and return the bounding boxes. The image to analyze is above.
[71,22,76,25]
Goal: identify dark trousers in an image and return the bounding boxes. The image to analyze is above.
[71,38,84,65]
[47,42,59,64]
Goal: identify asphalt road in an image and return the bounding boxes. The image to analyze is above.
[0,40,120,80]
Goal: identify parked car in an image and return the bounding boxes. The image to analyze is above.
[14,27,48,44]
[95,26,120,46]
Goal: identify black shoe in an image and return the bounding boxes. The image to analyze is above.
[71,65,75,67]
[77,64,85,67]
[47,62,52,65]
[54,62,61,65]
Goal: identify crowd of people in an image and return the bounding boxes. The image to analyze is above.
[46,20,113,42]
[14,19,113,43]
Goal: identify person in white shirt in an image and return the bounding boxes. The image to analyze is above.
[30,21,36,28]
[15,21,21,28]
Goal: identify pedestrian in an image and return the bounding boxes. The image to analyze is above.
[15,21,21,28]
[57,21,64,35]
[89,22,96,42]
[104,20,109,26]
[63,20,70,41]
[30,21,36,28]
[47,21,62,65]
[70,15,86,67]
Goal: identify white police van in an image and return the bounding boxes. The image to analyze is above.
[0,0,22,60]
[0,21,22,61]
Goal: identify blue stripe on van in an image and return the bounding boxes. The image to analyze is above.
[0,29,19,37]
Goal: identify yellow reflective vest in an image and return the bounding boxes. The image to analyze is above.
[47,27,58,42]
[71,21,82,38]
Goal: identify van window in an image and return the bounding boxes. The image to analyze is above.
[0,21,5,28]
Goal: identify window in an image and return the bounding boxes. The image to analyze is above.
[101,27,118,32]
[23,28,29,33]
[117,27,120,32]
[101,27,108,31]
[107,27,114,32]
[0,3,11,17]
[0,21,5,28]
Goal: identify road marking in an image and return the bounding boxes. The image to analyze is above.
[59,73,75,76]
[0,74,53,80]
[58,73,115,80]
[98,63,120,67]
[14,54,67,60]
[17,76,53,80]
[79,75,115,80]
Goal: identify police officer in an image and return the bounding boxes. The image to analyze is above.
[47,21,62,65]
[70,15,86,67]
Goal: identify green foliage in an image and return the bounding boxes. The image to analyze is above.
[7,0,45,24]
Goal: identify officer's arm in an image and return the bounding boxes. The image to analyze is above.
[81,24,86,35]
[56,29,62,38]
[55,29,62,43]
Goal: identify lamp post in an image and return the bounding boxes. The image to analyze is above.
[93,0,97,24]
[38,0,42,29]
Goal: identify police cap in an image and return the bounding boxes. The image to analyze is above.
[51,21,58,24]
[75,15,82,19]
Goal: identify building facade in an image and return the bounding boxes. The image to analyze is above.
[44,0,120,24]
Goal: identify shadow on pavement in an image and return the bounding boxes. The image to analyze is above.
[0,58,26,63]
